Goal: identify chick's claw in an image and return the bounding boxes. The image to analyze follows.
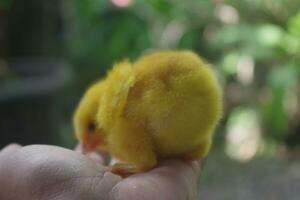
[109,163,139,177]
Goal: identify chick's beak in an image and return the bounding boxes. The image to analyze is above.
[82,136,102,154]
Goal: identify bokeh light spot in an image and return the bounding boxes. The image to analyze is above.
[111,0,132,7]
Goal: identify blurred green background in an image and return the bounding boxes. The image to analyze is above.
[0,0,300,199]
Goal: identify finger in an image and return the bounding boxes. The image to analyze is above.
[75,143,110,165]
[0,144,121,200]
[0,143,22,158]
[74,143,82,153]
[85,151,108,165]
[109,159,203,200]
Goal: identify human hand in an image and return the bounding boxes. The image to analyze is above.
[0,144,203,200]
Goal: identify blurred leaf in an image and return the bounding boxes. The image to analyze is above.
[288,11,300,36]
[227,107,259,129]
[178,28,199,49]
[265,64,298,139]
[256,24,284,47]
[282,11,300,55]
[212,25,247,46]
[74,0,108,21]
[147,0,172,16]
[67,9,150,89]
[281,34,300,55]
[220,52,239,76]
[0,0,12,10]
[268,64,298,90]
[213,23,286,60]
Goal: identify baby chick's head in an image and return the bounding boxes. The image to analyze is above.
[73,81,107,152]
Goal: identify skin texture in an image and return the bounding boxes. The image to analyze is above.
[0,144,203,200]
[74,50,222,172]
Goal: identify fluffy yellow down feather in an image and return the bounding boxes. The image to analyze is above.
[73,50,222,173]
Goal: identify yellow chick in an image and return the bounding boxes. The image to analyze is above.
[73,80,108,152]
[73,50,222,173]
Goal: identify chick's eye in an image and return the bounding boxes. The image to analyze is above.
[87,122,96,133]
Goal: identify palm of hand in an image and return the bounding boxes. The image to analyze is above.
[0,144,202,200]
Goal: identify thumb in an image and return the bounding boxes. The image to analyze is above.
[109,159,203,200]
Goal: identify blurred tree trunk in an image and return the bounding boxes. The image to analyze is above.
[0,0,71,148]
[0,10,7,59]
[7,0,62,57]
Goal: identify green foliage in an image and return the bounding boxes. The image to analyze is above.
[0,0,12,10]
[288,12,300,36]
[265,64,298,139]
